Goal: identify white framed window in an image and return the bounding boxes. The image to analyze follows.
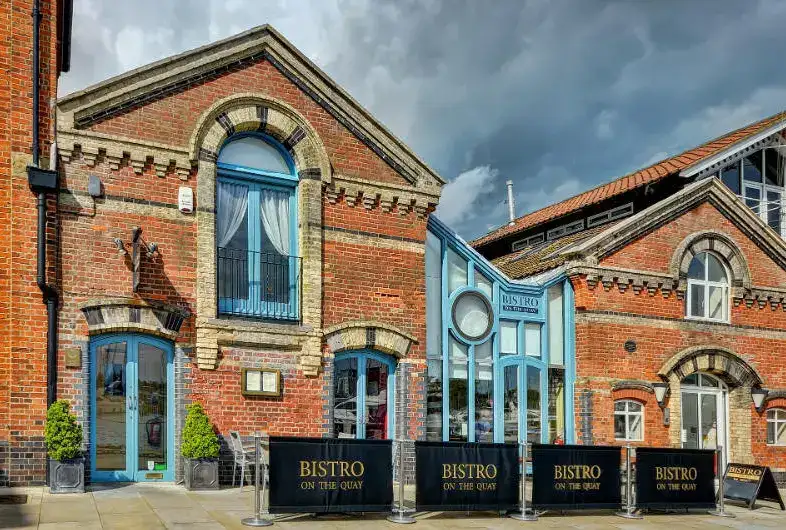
[686,252,729,322]
[614,400,643,441]
[767,408,786,446]
[718,147,786,237]
[546,219,584,241]
[512,233,545,251]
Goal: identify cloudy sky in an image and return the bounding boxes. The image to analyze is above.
[60,0,786,240]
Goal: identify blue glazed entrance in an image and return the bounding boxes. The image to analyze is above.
[89,334,174,482]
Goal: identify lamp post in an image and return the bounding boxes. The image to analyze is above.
[751,387,768,413]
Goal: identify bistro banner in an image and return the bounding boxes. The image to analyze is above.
[415,441,519,512]
[723,463,785,510]
[531,444,621,510]
[635,447,715,509]
[268,437,393,513]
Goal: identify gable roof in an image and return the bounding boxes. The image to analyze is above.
[472,110,786,248]
[500,178,786,280]
[57,25,444,187]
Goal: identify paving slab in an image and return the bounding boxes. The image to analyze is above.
[99,512,166,530]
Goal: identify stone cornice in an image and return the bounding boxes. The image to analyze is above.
[325,174,439,216]
[57,25,445,190]
[57,129,192,179]
[567,263,786,309]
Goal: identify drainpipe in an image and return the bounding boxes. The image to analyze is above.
[27,0,60,407]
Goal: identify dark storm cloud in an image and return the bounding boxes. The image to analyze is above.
[60,0,786,239]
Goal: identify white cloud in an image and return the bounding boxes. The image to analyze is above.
[436,166,498,226]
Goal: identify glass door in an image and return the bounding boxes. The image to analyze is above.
[681,374,727,469]
[332,352,394,440]
[91,334,174,482]
[497,358,546,444]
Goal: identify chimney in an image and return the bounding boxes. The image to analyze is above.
[506,180,516,225]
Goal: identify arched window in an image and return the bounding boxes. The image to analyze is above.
[216,134,299,320]
[686,252,729,322]
[767,408,786,446]
[614,400,643,441]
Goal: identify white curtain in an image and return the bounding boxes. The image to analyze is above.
[260,189,290,256]
[217,182,248,247]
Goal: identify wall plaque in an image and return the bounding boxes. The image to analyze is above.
[64,348,81,369]
[241,368,281,397]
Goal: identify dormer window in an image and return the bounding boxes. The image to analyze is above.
[719,146,786,236]
[216,134,299,320]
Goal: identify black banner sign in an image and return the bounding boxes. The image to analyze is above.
[531,444,621,510]
[723,463,785,510]
[415,441,519,512]
[268,437,393,513]
[635,447,715,509]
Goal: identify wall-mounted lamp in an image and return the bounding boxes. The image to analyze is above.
[113,238,127,256]
[653,382,669,409]
[751,387,768,413]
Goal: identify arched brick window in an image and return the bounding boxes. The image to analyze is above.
[614,399,644,441]
[686,251,730,322]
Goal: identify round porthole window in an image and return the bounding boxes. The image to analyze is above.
[452,290,494,342]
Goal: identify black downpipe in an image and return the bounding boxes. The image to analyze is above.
[31,0,59,407]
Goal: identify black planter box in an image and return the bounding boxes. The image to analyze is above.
[184,458,219,490]
[49,457,85,494]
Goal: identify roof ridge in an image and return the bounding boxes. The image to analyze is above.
[472,109,786,248]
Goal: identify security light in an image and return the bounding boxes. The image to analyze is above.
[113,238,127,256]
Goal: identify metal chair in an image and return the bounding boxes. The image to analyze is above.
[229,431,256,491]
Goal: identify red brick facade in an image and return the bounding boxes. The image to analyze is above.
[0,0,63,486]
[570,195,786,471]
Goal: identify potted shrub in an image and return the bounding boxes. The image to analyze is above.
[45,400,84,493]
[181,403,220,490]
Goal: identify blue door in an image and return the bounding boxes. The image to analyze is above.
[496,356,548,444]
[332,351,395,440]
[90,334,174,482]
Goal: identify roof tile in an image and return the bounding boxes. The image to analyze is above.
[472,110,786,248]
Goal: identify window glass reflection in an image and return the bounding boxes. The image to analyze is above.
[96,342,127,471]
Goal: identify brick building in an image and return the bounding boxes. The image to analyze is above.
[0,0,72,486]
[473,113,786,482]
[4,9,786,489]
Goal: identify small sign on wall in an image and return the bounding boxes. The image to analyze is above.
[64,348,82,369]
[241,368,281,397]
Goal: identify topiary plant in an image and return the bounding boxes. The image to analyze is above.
[45,400,83,461]
[181,403,220,459]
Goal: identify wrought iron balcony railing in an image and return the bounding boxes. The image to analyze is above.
[217,247,301,321]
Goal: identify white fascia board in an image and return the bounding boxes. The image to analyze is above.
[679,121,786,178]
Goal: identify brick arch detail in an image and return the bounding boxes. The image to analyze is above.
[188,92,331,182]
[658,345,763,388]
[192,93,326,371]
[323,321,418,359]
[669,230,752,297]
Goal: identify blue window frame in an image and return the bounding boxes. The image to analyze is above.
[426,216,576,445]
[216,133,300,320]
[89,333,174,482]
[332,350,395,440]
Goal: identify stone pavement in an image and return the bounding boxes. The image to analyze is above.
[0,483,784,529]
